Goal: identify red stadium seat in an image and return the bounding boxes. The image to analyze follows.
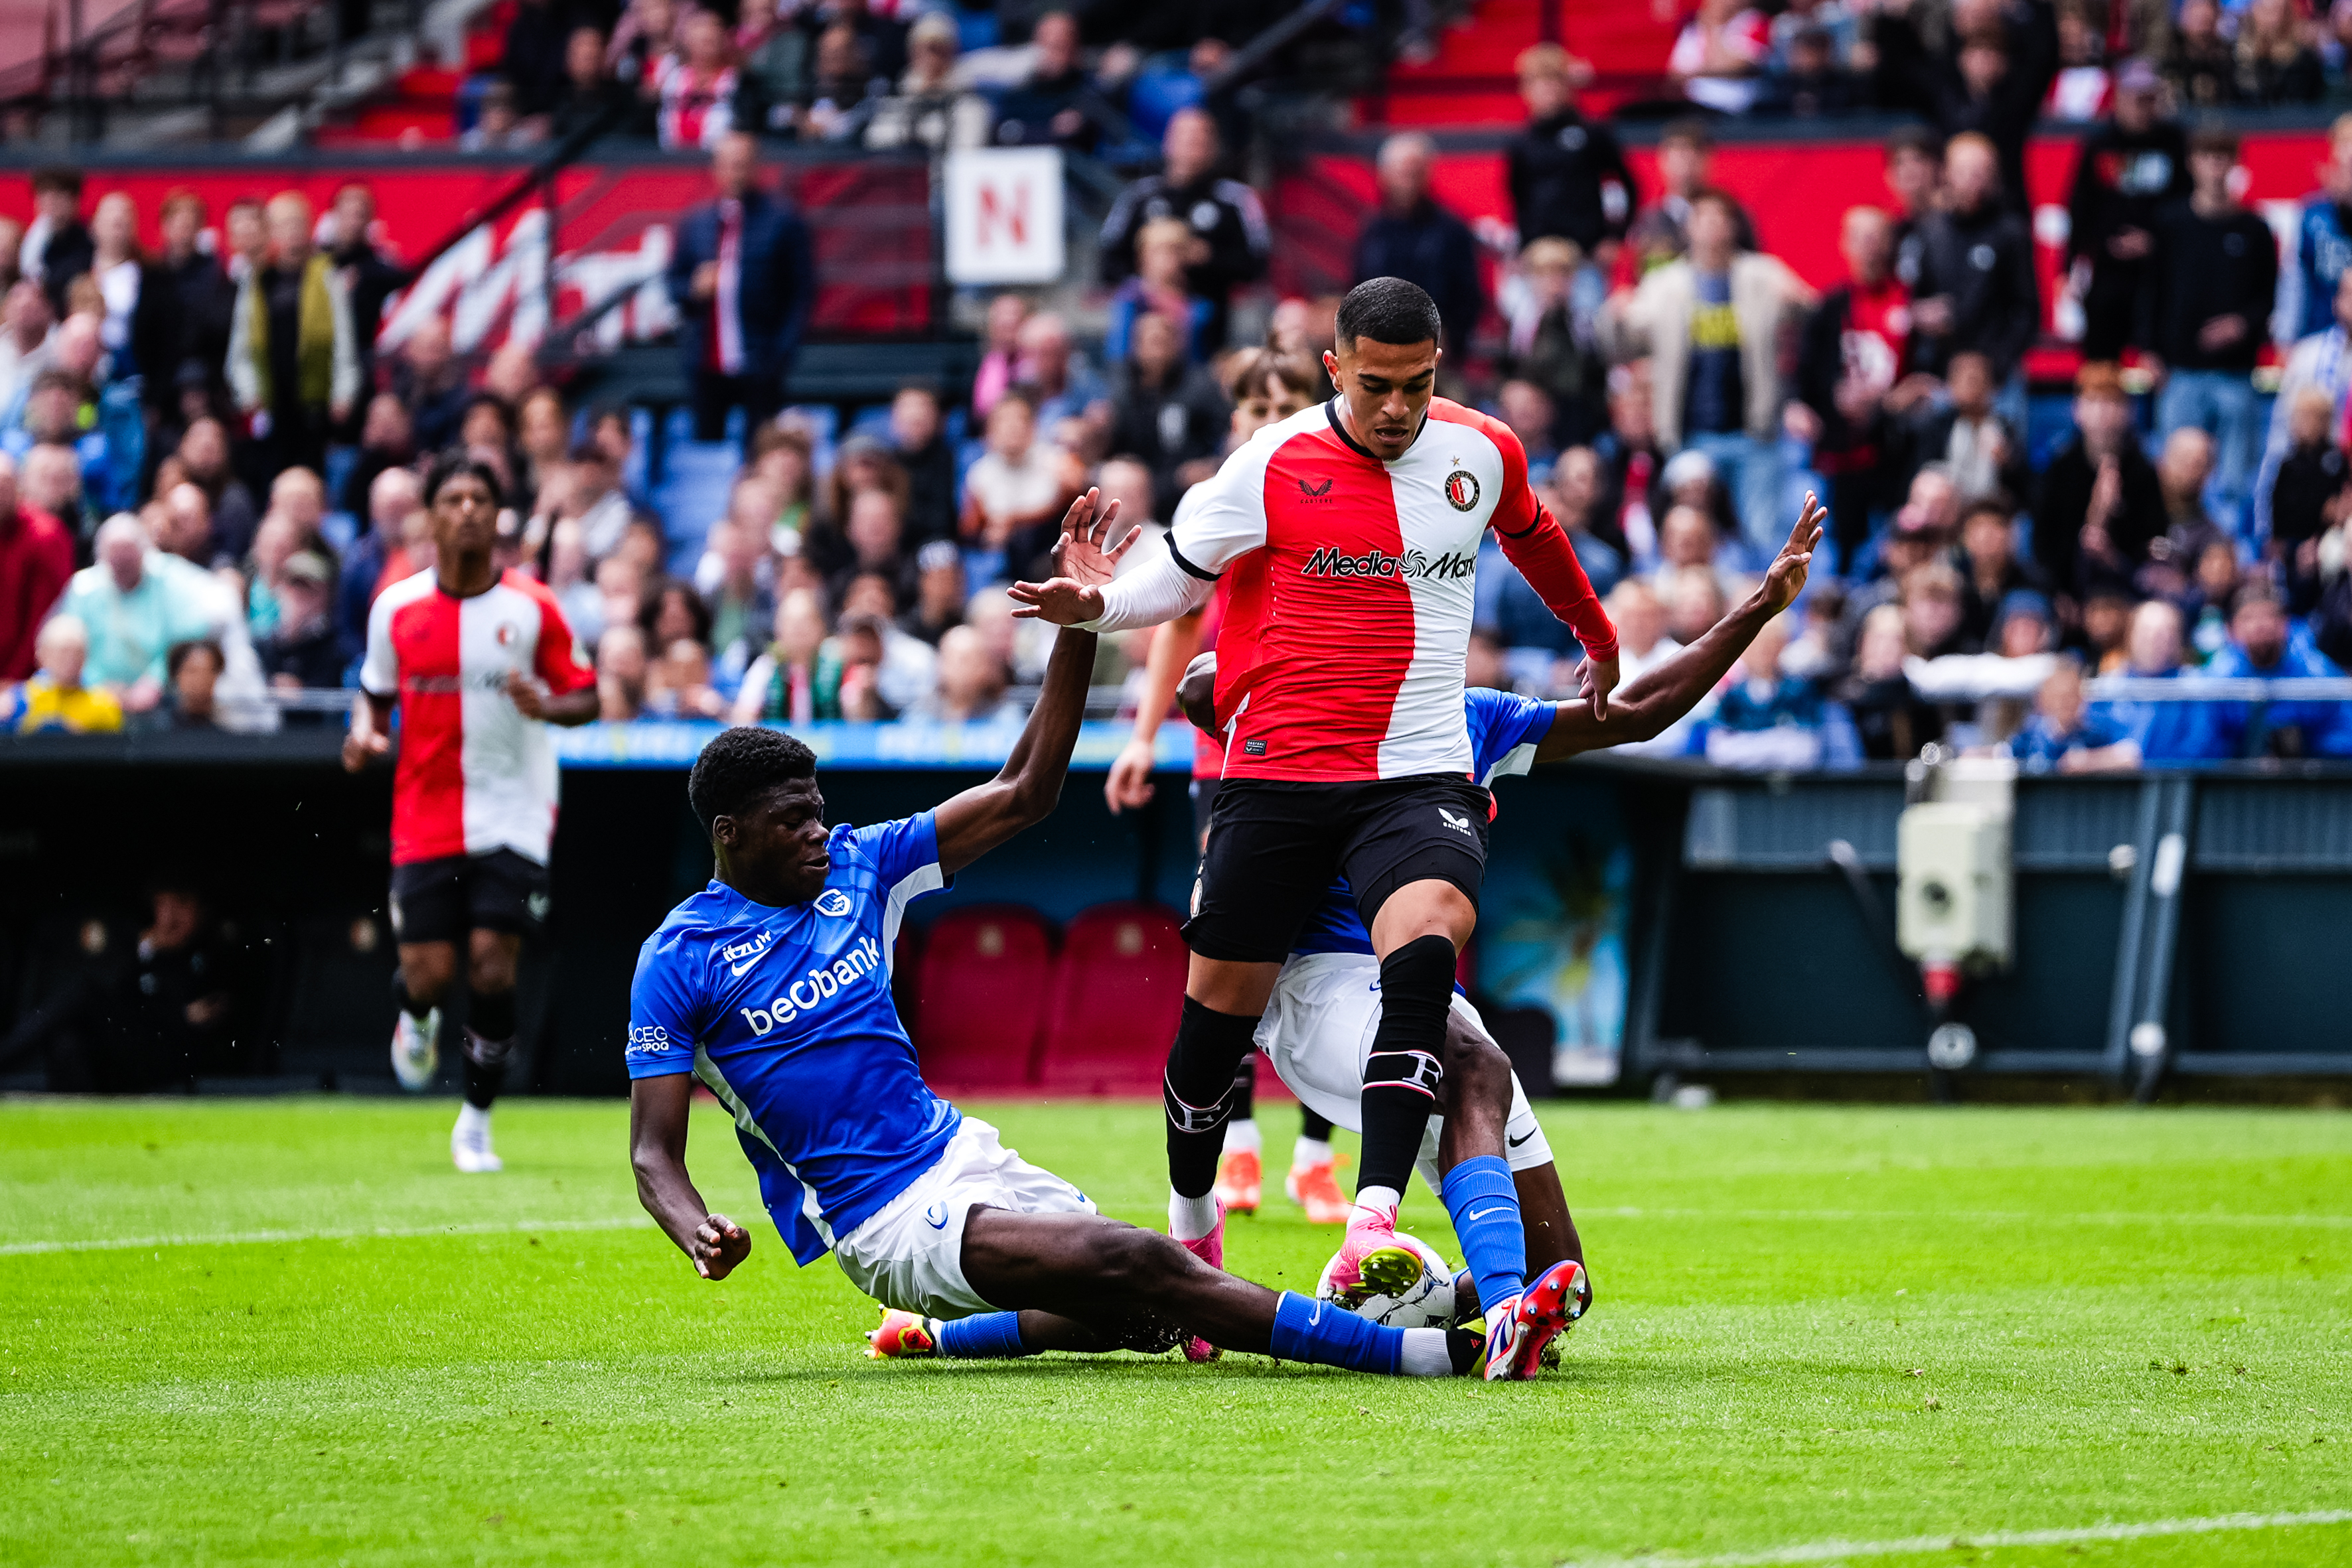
[909,905,1053,1093]
[1037,902,1187,1096]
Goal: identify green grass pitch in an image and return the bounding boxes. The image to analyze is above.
[1,1096,2347,1567]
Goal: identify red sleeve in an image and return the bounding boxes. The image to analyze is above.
[1487,430,1619,664]
[532,588,597,696]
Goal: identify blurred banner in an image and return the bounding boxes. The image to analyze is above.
[0,152,936,355]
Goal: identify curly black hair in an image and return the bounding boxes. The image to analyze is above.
[423,451,506,508]
[688,725,818,834]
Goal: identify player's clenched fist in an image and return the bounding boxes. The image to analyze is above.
[691,1214,751,1279]
[341,727,390,773]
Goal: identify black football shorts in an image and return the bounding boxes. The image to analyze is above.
[1183,774,1491,963]
[388,849,551,946]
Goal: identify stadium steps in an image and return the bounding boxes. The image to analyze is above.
[1365,0,1680,126]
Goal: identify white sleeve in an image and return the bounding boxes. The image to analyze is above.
[359,589,400,698]
[1080,535,1216,632]
[1165,427,1274,575]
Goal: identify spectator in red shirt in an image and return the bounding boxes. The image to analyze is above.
[0,449,72,681]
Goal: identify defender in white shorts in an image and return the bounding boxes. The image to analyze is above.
[1257,951,1553,1199]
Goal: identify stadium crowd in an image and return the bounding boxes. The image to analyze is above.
[3,6,2352,770]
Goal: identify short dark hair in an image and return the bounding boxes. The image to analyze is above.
[423,451,506,507]
[461,391,514,439]
[1658,116,1714,151]
[1958,498,2014,531]
[689,725,817,833]
[166,638,224,680]
[1884,124,1942,163]
[1335,277,1443,351]
[2187,123,2241,158]
[31,166,82,198]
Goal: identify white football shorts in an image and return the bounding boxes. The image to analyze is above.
[1254,950,1554,1192]
[833,1115,1096,1319]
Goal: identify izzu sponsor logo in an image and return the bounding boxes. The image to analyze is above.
[737,935,886,1034]
[1299,545,1475,581]
[721,930,775,977]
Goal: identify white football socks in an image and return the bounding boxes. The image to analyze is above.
[455,1102,491,1139]
[1293,1136,1333,1170]
[1222,1117,1262,1154]
[1398,1328,1455,1376]
[1168,1188,1220,1242]
[1351,1184,1402,1230]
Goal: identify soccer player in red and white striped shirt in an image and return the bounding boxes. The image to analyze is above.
[1014,278,1619,1367]
[345,455,599,1171]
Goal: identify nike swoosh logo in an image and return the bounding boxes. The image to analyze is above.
[1507,1129,1536,1148]
[1467,1206,1509,1222]
[729,956,762,976]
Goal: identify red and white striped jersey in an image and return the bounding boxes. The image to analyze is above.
[1169,396,1611,784]
[360,569,596,867]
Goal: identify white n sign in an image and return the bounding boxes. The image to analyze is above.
[944,147,1066,285]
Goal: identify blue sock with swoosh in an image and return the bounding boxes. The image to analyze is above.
[937,1312,1031,1358]
[1439,1156,1525,1318]
[1269,1290,1402,1374]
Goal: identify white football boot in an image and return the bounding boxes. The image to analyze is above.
[391,1008,440,1092]
[451,1104,502,1173]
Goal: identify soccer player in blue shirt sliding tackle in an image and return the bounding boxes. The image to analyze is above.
[625,493,1505,1378]
[884,496,1827,1362]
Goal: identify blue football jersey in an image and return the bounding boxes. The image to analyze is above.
[1290,687,1555,958]
[626,813,959,1265]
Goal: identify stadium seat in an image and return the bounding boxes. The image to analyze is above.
[909,904,1055,1092]
[1035,902,1186,1096]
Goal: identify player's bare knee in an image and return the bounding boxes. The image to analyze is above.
[1094,1223,1185,1292]
[1442,1021,1509,1092]
[401,948,457,1005]
[467,935,518,995]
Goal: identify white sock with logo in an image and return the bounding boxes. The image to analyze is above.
[1351,1185,1402,1231]
[1168,1188,1220,1242]
[1222,1117,1261,1154]
[1293,1136,1333,1170]
[455,1102,490,1139]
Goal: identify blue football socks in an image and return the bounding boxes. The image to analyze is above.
[1270,1290,1403,1374]
[936,1311,1031,1358]
[1439,1155,1526,1317]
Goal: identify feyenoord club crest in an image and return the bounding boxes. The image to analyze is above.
[1443,470,1480,512]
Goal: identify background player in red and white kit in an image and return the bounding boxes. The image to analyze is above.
[1104,347,1350,1223]
[345,455,599,1172]
[1014,277,1619,1368]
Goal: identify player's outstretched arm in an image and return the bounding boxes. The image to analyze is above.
[936,518,1108,872]
[629,1073,751,1281]
[1534,492,1824,761]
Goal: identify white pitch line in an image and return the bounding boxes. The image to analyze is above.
[0,1215,655,1256]
[1585,1206,2352,1230]
[1557,1508,2352,1568]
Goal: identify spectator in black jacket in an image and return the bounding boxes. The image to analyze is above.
[502,0,576,117]
[327,184,409,420]
[1108,311,1230,504]
[1873,0,2059,218]
[1352,133,1485,372]
[2037,360,2168,598]
[2269,387,2345,608]
[2146,125,2280,530]
[1505,44,1634,259]
[993,11,1101,154]
[139,192,237,419]
[2233,0,2324,106]
[23,167,91,316]
[1096,107,1269,354]
[1759,25,1862,117]
[1911,133,2040,383]
[889,382,958,547]
[545,24,635,142]
[2164,0,2237,109]
[1910,350,2031,508]
[1883,125,1943,293]
[1793,204,1939,564]
[2063,60,2188,361]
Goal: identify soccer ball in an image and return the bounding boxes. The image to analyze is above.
[1314,1232,1458,1328]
